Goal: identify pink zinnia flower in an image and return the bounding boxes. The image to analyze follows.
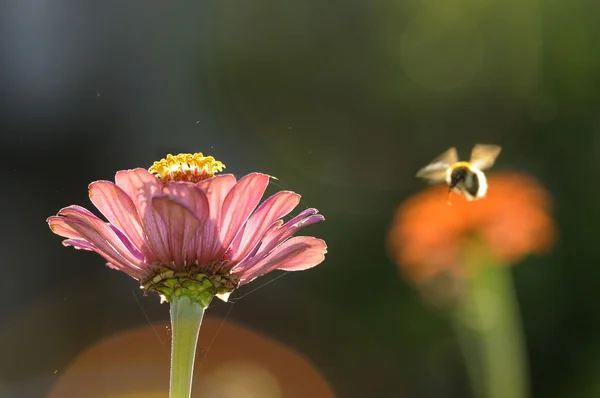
[47,153,327,306]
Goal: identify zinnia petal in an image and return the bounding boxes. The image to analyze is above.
[48,214,85,240]
[254,210,325,257]
[231,219,285,264]
[62,238,94,251]
[195,174,236,264]
[89,180,155,262]
[237,236,327,284]
[115,168,171,264]
[162,182,210,264]
[153,195,202,267]
[48,206,145,278]
[228,190,300,261]
[109,224,145,262]
[218,173,270,257]
[231,209,325,272]
[61,238,142,278]
[55,207,143,263]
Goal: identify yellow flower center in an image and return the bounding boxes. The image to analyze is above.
[148,153,225,183]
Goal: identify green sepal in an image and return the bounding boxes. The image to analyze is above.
[142,268,239,308]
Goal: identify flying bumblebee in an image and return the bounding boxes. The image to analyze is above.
[415,144,502,201]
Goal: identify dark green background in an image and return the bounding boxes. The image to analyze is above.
[2,1,600,397]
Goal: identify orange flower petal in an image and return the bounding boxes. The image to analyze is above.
[388,172,557,282]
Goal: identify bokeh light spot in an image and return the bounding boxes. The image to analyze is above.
[47,317,335,398]
[197,359,282,398]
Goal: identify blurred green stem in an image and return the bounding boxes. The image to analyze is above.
[169,296,205,398]
[453,263,529,398]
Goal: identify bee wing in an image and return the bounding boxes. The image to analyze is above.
[415,147,458,182]
[469,144,502,171]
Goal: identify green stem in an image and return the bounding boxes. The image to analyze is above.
[169,296,205,398]
[453,265,529,398]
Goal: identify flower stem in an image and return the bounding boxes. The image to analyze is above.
[169,295,205,398]
[453,264,529,398]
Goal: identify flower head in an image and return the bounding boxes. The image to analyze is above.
[148,153,225,184]
[48,153,327,306]
[388,172,556,283]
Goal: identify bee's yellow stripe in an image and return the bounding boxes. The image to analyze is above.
[450,161,471,169]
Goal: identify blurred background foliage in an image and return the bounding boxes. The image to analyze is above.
[1,1,600,397]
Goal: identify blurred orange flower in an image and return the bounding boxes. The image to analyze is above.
[388,172,556,283]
